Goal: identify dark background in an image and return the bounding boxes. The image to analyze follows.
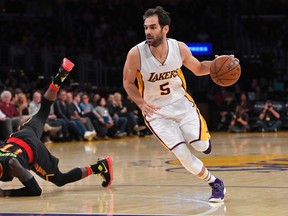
[0,0,288,101]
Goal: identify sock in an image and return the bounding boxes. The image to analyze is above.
[51,58,74,90]
[85,166,93,176]
[90,162,105,174]
[198,167,216,183]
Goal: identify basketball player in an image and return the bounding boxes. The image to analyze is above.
[123,6,226,202]
[0,58,113,197]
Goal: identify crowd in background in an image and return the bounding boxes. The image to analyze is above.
[1,0,288,142]
[1,0,287,87]
[1,75,288,144]
[0,87,149,143]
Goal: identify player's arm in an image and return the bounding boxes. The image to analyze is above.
[123,47,159,117]
[178,41,212,76]
[0,158,42,197]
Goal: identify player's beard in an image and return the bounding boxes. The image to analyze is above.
[146,30,164,47]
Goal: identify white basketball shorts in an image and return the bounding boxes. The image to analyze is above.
[144,96,210,151]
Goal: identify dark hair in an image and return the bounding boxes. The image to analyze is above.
[143,6,171,28]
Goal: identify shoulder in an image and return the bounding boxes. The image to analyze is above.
[125,46,141,67]
[176,40,189,51]
[173,40,192,61]
[135,40,146,48]
[129,40,147,56]
[128,45,140,57]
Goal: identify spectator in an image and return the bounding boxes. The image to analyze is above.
[228,105,250,133]
[107,93,128,137]
[0,90,21,133]
[92,93,101,107]
[16,92,31,122]
[216,92,236,131]
[66,92,96,134]
[79,93,107,138]
[29,91,42,116]
[237,92,251,114]
[113,92,131,134]
[45,105,66,142]
[53,89,96,141]
[124,95,146,135]
[95,97,116,138]
[256,100,282,132]
[29,91,62,143]
[10,91,20,107]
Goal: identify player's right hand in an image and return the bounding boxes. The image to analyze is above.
[139,103,160,117]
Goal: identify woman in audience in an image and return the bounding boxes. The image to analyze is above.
[95,97,116,138]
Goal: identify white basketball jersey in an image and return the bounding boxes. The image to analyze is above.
[136,38,187,107]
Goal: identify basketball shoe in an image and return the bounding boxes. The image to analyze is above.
[209,178,226,202]
[98,156,113,187]
[53,58,74,88]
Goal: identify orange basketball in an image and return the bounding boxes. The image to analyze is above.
[210,55,241,87]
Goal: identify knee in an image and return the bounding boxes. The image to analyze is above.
[203,140,212,154]
[172,145,191,163]
[175,151,189,162]
[191,140,211,153]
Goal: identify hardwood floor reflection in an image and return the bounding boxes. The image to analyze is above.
[1,132,288,215]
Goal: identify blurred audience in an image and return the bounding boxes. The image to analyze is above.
[0,90,21,136]
[216,92,236,131]
[256,100,282,132]
[53,89,96,141]
[228,105,250,133]
[16,92,31,122]
[66,92,97,135]
[237,92,251,114]
[79,93,107,138]
[94,97,116,138]
[107,93,128,137]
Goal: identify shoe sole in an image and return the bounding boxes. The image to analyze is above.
[84,133,96,141]
[209,188,226,203]
[103,156,113,187]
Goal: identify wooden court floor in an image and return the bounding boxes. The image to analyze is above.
[1,132,288,216]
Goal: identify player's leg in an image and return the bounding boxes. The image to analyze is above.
[147,98,224,202]
[171,144,225,202]
[44,156,113,188]
[180,103,212,154]
[19,58,74,138]
[178,103,225,202]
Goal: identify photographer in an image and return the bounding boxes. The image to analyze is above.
[216,92,236,131]
[256,100,282,132]
[229,105,250,133]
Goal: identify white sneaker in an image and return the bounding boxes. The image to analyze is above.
[84,131,96,141]
[134,125,146,131]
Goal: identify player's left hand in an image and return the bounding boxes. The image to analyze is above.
[215,54,240,63]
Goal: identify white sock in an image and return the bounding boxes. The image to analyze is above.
[199,167,216,183]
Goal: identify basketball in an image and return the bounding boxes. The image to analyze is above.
[210,55,241,87]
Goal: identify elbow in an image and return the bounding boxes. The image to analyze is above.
[123,79,130,91]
